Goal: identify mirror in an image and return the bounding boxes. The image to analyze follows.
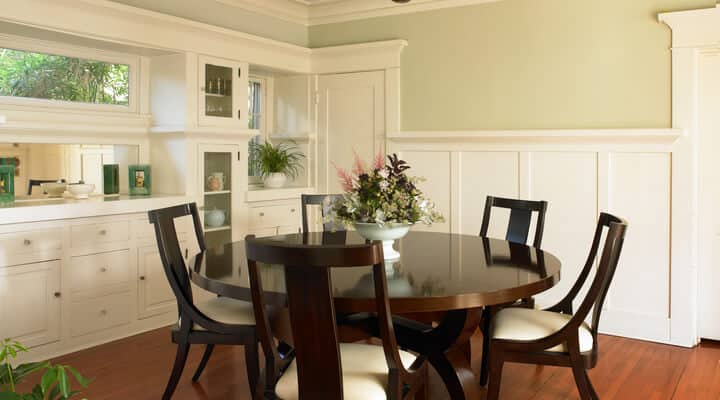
[0,143,140,199]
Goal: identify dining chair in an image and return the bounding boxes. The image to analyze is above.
[300,193,345,232]
[485,212,628,400]
[148,203,260,400]
[478,195,548,384]
[245,234,428,399]
[27,178,65,195]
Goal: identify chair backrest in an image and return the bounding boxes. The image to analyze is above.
[300,194,345,233]
[245,234,411,399]
[27,179,65,195]
[557,213,627,340]
[479,195,548,248]
[147,203,206,315]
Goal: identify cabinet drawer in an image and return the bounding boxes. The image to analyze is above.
[69,292,132,337]
[248,204,300,229]
[0,228,62,257]
[71,221,130,248]
[70,250,130,293]
[135,216,192,241]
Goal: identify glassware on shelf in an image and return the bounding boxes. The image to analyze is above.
[217,77,224,96]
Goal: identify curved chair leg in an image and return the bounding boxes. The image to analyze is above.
[244,340,260,400]
[192,344,215,382]
[485,344,504,400]
[162,342,190,400]
[570,358,599,400]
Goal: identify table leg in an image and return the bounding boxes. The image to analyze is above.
[394,308,483,400]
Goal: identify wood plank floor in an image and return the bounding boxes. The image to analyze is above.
[34,327,720,399]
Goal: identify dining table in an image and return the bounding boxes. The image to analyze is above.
[189,230,561,399]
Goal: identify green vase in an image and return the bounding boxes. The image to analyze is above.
[103,164,119,195]
[0,164,15,203]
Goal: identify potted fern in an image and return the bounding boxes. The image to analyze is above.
[0,339,90,400]
[250,141,305,188]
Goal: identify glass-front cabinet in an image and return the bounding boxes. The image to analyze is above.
[199,144,241,249]
[198,55,249,129]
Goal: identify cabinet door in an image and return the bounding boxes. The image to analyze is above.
[198,55,248,128]
[249,227,278,238]
[199,144,241,249]
[0,261,61,348]
[137,245,179,319]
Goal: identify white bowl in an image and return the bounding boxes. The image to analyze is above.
[67,184,95,199]
[40,182,67,198]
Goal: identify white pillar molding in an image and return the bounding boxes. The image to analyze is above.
[660,4,720,347]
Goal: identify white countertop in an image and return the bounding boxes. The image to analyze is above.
[0,194,191,225]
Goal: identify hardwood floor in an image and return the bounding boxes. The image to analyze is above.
[34,327,720,399]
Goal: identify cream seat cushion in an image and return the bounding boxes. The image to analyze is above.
[192,297,256,330]
[275,343,418,400]
[491,308,594,353]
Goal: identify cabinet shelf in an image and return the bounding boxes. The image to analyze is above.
[205,93,232,98]
[204,225,231,233]
[204,190,231,196]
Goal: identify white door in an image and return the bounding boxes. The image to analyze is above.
[0,261,61,348]
[698,53,720,339]
[137,245,177,319]
[318,71,385,193]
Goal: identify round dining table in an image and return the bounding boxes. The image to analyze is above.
[189,231,561,400]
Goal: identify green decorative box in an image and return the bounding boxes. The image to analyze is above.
[0,164,15,203]
[103,164,119,195]
[128,164,151,196]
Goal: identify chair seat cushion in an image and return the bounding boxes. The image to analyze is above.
[491,308,594,353]
[193,297,256,329]
[275,343,418,400]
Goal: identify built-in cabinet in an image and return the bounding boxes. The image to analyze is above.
[246,199,302,237]
[199,55,249,129]
[199,144,242,249]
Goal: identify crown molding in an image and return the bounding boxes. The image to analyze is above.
[659,4,720,49]
[215,0,502,26]
[311,39,407,73]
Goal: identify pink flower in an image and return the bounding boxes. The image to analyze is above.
[352,150,367,176]
[333,162,354,192]
[373,150,385,171]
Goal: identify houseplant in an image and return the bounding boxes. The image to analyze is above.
[0,338,90,400]
[328,152,443,259]
[249,141,305,188]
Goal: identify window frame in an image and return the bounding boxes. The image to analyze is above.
[0,34,140,113]
[248,75,272,185]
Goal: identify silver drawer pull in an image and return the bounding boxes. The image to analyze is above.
[290,209,296,213]
[139,276,146,281]
[100,267,108,273]
[99,229,107,235]
[54,292,61,298]
[259,212,265,217]
[100,309,107,315]
[23,239,32,246]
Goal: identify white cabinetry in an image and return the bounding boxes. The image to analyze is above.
[0,261,61,348]
[198,55,249,129]
[137,245,178,319]
[247,200,301,237]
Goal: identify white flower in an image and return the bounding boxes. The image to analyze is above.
[379,169,389,179]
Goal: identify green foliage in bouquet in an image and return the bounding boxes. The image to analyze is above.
[0,339,90,400]
[328,152,444,226]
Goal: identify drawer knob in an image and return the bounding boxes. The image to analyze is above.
[139,276,146,281]
[23,239,32,246]
[99,229,107,235]
[290,209,296,213]
[100,309,107,316]
[54,292,61,298]
[259,212,265,217]
[100,267,108,273]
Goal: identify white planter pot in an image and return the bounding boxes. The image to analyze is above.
[263,173,287,188]
[353,222,411,260]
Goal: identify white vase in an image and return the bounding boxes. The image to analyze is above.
[263,172,287,188]
[353,222,411,260]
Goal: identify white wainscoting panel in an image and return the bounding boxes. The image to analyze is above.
[388,129,680,345]
[599,152,671,342]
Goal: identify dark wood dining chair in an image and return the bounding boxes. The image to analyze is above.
[245,234,428,399]
[300,193,345,232]
[478,195,548,384]
[148,203,260,400]
[485,212,628,400]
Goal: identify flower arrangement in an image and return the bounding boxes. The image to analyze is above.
[328,152,444,227]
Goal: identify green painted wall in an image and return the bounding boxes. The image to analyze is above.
[109,0,307,46]
[310,0,716,130]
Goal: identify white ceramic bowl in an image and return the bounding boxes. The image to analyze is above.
[67,183,95,199]
[40,182,67,198]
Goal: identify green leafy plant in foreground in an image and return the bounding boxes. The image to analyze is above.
[0,339,90,400]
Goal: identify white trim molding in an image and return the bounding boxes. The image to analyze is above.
[659,5,720,49]
[214,0,503,26]
[311,40,408,74]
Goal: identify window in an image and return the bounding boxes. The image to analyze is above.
[0,47,130,106]
[248,77,266,180]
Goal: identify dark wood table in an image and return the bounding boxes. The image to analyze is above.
[189,231,561,399]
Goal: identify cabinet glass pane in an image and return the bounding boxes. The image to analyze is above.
[204,64,233,119]
[203,151,232,249]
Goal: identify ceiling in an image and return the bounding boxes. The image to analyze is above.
[217,0,502,26]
